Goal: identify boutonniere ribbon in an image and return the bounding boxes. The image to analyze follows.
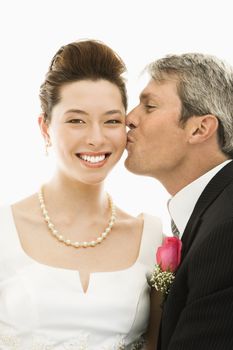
[150,236,182,296]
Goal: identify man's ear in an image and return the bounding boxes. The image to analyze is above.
[188,115,219,144]
[38,114,50,142]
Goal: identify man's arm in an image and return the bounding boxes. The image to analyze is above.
[145,289,163,349]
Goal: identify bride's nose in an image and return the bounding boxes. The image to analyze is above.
[86,124,106,147]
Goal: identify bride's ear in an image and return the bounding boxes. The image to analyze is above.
[38,114,50,142]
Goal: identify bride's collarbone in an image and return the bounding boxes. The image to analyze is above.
[12,204,143,274]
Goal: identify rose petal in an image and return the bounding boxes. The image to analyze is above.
[156,236,182,272]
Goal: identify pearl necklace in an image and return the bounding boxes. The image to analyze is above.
[38,187,116,248]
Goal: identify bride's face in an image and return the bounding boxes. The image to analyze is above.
[40,79,126,185]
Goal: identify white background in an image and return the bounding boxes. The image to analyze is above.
[0,0,232,233]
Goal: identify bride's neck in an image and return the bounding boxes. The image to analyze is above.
[42,174,106,218]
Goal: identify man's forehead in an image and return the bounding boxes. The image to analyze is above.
[140,78,178,100]
[139,90,158,101]
[139,79,158,99]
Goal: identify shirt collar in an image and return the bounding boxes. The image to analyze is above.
[168,160,232,238]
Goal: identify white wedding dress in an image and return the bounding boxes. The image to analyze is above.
[0,206,162,350]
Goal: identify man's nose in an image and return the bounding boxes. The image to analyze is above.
[126,107,139,130]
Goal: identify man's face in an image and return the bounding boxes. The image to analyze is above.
[125,78,191,180]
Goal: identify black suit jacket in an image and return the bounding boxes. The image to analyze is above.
[158,161,233,350]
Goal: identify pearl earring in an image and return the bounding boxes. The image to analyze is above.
[45,140,51,156]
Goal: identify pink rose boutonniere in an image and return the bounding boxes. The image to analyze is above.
[150,237,182,296]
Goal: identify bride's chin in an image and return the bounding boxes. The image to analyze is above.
[76,172,109,186]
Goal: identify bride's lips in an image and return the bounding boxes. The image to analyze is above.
[76,152,111,168]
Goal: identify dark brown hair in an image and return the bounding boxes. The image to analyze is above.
[39,40,127,123]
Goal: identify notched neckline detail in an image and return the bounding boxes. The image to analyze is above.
[8,207,148,294]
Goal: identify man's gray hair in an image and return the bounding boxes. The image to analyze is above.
[148,53,233,158]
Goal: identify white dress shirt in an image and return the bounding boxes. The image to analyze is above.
[168,160,232,238]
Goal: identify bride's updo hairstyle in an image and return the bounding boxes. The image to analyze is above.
[39,39,127,124]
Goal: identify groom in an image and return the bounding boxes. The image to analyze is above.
[125,53,233,349]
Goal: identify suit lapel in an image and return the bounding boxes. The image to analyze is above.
[181,161,233,259]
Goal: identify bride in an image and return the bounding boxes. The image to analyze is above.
[0,39,162,349]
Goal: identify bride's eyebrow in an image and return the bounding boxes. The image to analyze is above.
[64,109,123,116]
[104,110,123,116]
[64,109,88,115]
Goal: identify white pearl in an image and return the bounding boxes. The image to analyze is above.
[39,188,116,249]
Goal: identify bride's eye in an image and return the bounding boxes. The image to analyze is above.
[66,119,85,124]
[105,119,122,124]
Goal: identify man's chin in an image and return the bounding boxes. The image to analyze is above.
[124,156,142,175]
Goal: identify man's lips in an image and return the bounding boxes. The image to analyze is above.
[127,130,135,143]
[127,136,134,143]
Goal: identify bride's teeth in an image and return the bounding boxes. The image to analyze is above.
[80,154,106,163]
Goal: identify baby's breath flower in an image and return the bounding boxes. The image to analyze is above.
[150,264,175,295]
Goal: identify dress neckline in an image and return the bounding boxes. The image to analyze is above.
[6,206,149,294]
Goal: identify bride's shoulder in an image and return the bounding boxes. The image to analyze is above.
[138,213,163,246]
[116,207,143,231]
[117,210,163,248]
[115,208,162,234]
[139,212,162,227]
[11,193,40,222]
[0,195,36,220]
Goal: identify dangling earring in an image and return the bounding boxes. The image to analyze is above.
[45,139,51,156]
